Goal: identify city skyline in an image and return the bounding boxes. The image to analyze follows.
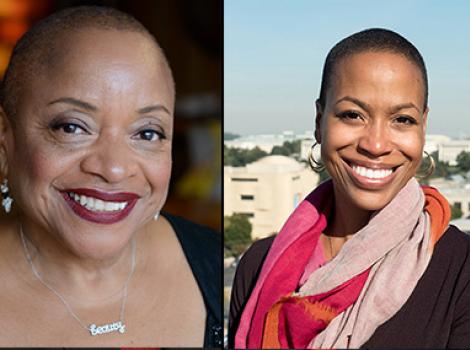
[225,0,470,138]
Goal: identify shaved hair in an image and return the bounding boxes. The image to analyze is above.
[318,28,428,110]
[0,5,174,120]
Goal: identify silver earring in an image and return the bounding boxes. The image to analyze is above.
[0,179,13,214]
[153,211,160,221]
[308,142,325,172]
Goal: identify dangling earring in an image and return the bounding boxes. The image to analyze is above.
[416,151,435,179]
[308,142,325,172]
[153,211,160,221]
[0,179,13,214]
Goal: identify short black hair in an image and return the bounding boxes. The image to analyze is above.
[0,5,173,120]
[318,28,428,109]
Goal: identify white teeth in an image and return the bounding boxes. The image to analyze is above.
[352,165,393,179]
[95,199,104,211]
[68,192,129,212]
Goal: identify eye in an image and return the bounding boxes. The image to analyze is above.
[394,115,417,125]
[51,122,88,134]
[135,129,165,142]
[338,110,363,121]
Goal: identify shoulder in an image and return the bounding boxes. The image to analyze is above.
[236,235,276,282]
[232,235,276,308]
[228,236,275,346]
[162,212,221,254]
[434,225,470,261]
[160,212,221,321]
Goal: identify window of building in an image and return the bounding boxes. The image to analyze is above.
[235,212,255,218]
[293,193,300,208]
[292,175,300,181]
[241,194,254,200]
[454,202,462,210]
[232,177,258,182]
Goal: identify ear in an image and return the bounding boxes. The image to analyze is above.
[422,106,429,134]
[314,99,323,143]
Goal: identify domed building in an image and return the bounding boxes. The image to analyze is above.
[224,155,319,239]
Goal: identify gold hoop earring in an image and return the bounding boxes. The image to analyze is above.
[308,142,325,172]
[416,151,435,179]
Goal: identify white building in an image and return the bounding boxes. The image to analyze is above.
[424,134,451,155]
[224,155,319,239]
[225,131,313,154]
[429,177,470,218]
[438,140,470,165]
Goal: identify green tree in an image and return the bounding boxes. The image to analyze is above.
[224,214,252,257]
[224,146,268,167]
[224,132,240,141]
[271,145,290,156]
[429,151,450,178]
[270,140,301,157]
[456,151,470,173]
[450,203,463,220]
[245,147,268,164]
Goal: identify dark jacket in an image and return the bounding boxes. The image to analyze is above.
[229,225,470,348]
[164,213,222,348]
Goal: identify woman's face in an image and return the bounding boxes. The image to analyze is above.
[2,29,174,259]
[316,51,427,212]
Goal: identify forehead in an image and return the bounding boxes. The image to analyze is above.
[26,29,174,109]
[329,51,425,106]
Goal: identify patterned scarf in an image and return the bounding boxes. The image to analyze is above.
[235,178,450,349]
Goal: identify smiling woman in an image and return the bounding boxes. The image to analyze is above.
[0,6,220,347]
[229,29,470,349]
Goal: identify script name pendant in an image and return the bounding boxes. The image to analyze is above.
[89,321,126,336]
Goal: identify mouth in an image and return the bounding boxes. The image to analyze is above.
[342,158,401,189]
[60,188,140,224]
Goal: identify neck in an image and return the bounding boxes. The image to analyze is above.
[18,218,137,304]
[325,185,372,239]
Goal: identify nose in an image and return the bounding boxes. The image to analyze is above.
[357,120,392,158]
[80,136,138,184]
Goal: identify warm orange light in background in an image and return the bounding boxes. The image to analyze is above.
[0,18,28,43]
[0,0,32,19]
[0,0,50,76]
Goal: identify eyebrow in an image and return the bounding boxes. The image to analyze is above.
[335,96,421,113]
[48,97,97,111]
[47,98,172,115]
[137,104,171,115]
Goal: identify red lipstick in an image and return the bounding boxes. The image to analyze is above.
[61,188,140,224]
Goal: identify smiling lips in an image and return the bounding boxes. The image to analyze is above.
[61,188,140,224]
[344,159,399,189]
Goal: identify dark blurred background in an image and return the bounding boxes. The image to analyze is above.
[0,0,222,231]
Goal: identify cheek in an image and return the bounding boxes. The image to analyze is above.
[145,156,172,195]
[9,149,70,206]
[10,135,69,186]
[320,119,355,160]
[392,131,424,166]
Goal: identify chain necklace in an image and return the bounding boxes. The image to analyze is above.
[327,235,336,260]
[20,225,136,336]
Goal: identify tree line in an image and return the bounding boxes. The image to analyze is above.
[224,140,301,167]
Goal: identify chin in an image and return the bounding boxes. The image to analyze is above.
[333,179,402,213]
[347,187,397,211]
[62,228,133,260]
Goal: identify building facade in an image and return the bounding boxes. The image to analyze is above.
[224,155,319,239]
[438,140,470,165]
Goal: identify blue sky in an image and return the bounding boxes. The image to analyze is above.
[225,0,470,138]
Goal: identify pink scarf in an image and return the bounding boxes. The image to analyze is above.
[235,178,450,348]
